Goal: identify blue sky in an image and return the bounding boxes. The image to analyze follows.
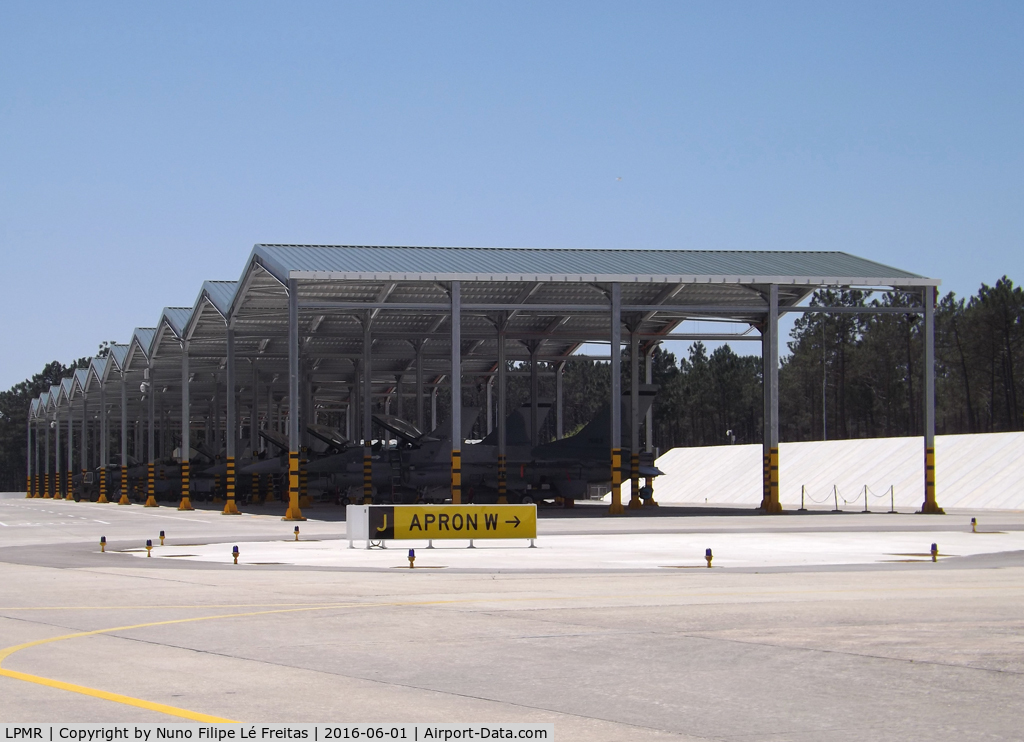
[1,2,1021,388]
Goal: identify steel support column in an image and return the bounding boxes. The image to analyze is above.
[146,367,157,506]
[223,327,240,514]
[362,318,373,505]
[178,342,194,510]
[608,283,624,515]
[497,324,507,504]
[250,359,259,454]
[98,383,108,503]
[55,409,62,500]
[921,285,943,514]
[25,415,32,497]
[450,281,462,504]
[644,344,657,505]
[81,394,88,500]
[33,418,40,497]
[529,344,539,447]
[66,405,74,500]
[415,342,425,431]
[628,331,642,509]
[762,284,781,513]
[44,414,51,498]
[284,278,305,520]
[555,362,564,440]
[118,371,130,504]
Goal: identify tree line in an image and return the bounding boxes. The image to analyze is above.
[2,277,1020,489]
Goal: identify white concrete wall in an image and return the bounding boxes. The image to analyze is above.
[654,432,1024,511]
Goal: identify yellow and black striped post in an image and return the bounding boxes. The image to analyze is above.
[608,448,624,515]
[920,447,944,514]
[118,465,130,505]
[283,451,304,520]
[627,453,642,509]
[451,449,462,504]
[97,469,108,503]
[43,472,52,499]
[177,462,193,510]
[26,474,32,498]
[497,454,507,504]
[145,462,158,507]
[760,452,770,509]
[222,456,240,514]
[298,454,310,508]
[362,452,373,504]
[766,447,782,513]
[66,468,74,500]
[252,472,261,504]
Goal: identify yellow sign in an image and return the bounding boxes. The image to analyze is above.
[368,504,536,540]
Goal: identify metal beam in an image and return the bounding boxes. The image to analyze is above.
[451,281,462,504]
[284,278,303,520]
[609,283,623,515]
[921,286,942,514]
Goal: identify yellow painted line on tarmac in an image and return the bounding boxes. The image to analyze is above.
[0,604,366,721]
[0,667,235,723]
[4,580,1024,719]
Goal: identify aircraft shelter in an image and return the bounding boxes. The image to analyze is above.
[25,245,944,517]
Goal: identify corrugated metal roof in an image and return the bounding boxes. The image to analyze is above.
[72,368,89,395]
[58,377,73,403]
[87,357,108,387]
[251,245,938,286]
[109,344,129,370]
[133,328,155,352]
[203,281,237,317]
[160,307,193,338]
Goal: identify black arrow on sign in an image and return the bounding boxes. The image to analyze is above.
[505,516,521,527]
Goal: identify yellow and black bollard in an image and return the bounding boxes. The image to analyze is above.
[232,545,239,565]
[178,461,194,511]
[362,450,373,505]
[931,543,938,562]
[294,526,300,541]
[159,530,165,546]
[451,449,462,504]
[118,465,130,505]
[100,536,106,553]
[298,451,311,508]
[971,517,977,533]
[283,451,305,521]
[145,462,158,507]
[222,456,240,514]
[145,539,152,558]
[497,455,507,504]
[705,548,713,568]
[408,548,415,569]
[97,469,108,503]
[608,448,624,515]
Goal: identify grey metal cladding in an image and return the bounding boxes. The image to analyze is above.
[251,245,936,285]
